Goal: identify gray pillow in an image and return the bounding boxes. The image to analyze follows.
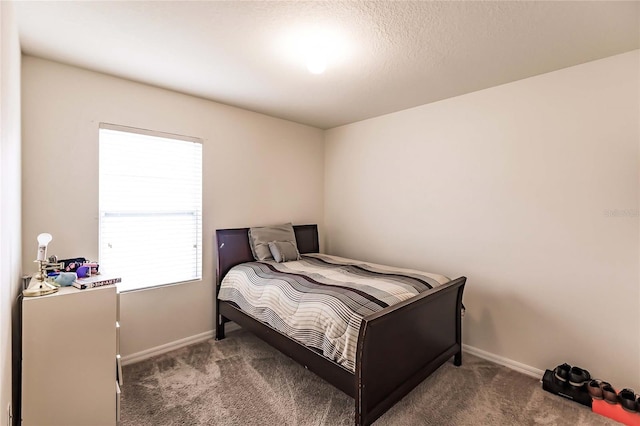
[268,241,301,263]
[248,223,299,261]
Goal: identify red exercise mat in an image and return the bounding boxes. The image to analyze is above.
[592,398,640,426]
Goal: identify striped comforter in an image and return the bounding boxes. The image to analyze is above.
[218,253,451,372]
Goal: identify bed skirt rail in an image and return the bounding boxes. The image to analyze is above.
[355,276,467,426]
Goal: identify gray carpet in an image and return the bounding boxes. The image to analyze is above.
[121,329,617,425]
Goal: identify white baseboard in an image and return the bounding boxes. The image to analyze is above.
[122,330,214,366]
[121,323,242,366]
[463,344,544,379]
[122,327,542,381]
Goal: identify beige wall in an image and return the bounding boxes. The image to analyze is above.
[21,56,324,357]
[325,51,640,389]
[18,48,640,391]
[1,1,22,424]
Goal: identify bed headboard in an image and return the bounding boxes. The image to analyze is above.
[215,224,319,286]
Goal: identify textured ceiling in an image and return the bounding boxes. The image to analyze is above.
[14,1,640,129]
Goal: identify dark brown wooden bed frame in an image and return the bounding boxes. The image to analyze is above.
[215,224,466,426]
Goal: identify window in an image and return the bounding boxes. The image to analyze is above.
[99,123,202,292]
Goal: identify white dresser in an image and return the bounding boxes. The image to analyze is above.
[21,285,120,426]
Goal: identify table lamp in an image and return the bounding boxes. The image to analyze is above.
[23,233,64,297]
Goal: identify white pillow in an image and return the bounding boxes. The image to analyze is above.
[268,241,301,263]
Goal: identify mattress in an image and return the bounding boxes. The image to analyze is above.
[218,253,451,372]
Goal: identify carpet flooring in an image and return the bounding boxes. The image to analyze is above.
[121,329,618,425]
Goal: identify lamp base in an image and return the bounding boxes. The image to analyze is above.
[23,276,59,297]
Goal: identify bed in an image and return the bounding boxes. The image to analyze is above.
[215,224,466,426]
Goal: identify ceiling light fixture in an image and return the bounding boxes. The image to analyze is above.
[301,31,334,75]
[306,53,327,75]
[279,26,348,75]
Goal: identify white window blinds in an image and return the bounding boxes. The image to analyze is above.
[99,124,202,292]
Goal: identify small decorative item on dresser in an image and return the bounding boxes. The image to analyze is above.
[53,272,77,287]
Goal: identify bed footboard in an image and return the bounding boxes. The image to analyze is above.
[355,276,466,426]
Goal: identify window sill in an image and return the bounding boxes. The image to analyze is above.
[117,278,202,294]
